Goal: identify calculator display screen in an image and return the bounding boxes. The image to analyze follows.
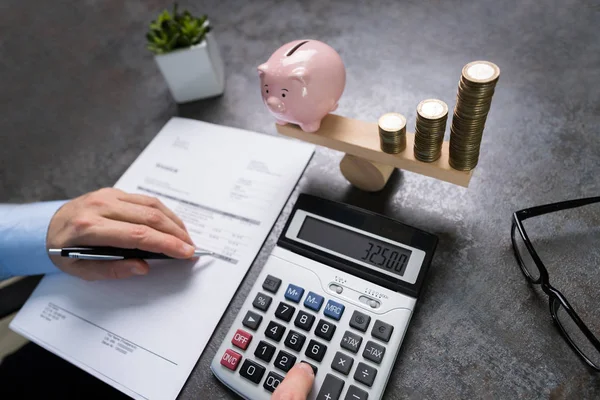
[297,216,412,277]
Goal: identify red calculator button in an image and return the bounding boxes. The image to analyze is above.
[220,349,242,371]
[232,329,253,350]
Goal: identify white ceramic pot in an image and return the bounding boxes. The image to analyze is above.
[154,32,225,103]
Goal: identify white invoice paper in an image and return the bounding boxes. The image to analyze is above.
[10,117,314,400]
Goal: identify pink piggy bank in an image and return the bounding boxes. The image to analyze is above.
[258,39,346,132]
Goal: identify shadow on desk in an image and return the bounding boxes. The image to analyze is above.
[0,342,129,399]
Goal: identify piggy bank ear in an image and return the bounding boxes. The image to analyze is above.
[257,63,268,77]
[289,67,309,84]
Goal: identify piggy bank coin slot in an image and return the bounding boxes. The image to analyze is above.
[286,40,309,56]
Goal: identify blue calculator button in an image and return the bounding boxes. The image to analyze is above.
[324,300,345,320]
[284,284,305,303]
[303,291,324,311]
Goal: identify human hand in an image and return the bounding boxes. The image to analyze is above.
[46,188,196,281]
[271,362,315,400]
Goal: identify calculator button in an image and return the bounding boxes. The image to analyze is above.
[254,340,276,363]
[274,350,297,372]
[371,320,393,342]
[220,348,242,371]
[324,299,345,320]
[304,291,324,311]
[331,351,354,375]
[263,371,284,393]
[353,362,377,387]
[349,311,371,332]
[284,330,307,352]
[284,284,305,303]
[242,310,262,330]
[340,331,362,353]
[362,341,385,364]
[305,339,327,362]
[315,319,336,341]
[294,310,316,331]
[301,360,318,375]
[262,275,281,293]
[239,359,266,384]
[316,373,344,400]
[344,385,369,400]
[275,302,296,322]
[252,292,272,312]
[265,321,286,342]
[231,329,252,350]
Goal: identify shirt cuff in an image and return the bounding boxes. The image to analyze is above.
[0,200,68,280]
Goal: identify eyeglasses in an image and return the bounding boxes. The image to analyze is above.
[511,196,600,371]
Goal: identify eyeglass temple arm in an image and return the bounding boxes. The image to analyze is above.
[517,196,600,220]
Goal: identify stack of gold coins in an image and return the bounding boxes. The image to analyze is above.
[414,99,448,162]
[449,61,500,171]
[378,113,407,154]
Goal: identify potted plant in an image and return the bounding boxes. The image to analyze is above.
[146,3,225,103]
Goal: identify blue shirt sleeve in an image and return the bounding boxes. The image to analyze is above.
[0,200,69,281]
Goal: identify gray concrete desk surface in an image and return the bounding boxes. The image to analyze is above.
[1,0,598,398]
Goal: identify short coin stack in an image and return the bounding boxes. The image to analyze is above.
[378,113,407,154]
[449,61,500,171]
[413,99,448,162]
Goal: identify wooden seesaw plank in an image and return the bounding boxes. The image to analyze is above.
[275,113,473,187]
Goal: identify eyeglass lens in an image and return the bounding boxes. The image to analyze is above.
[554,299,600,368]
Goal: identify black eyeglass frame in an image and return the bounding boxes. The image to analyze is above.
[510,196,600,372]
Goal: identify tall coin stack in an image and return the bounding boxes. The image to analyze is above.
[414,99,448,162]
[378,113,407,154]
[449,61,500,171]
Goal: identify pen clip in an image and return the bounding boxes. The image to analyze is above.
[68,253,125,261]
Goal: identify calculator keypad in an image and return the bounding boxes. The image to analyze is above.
[262,275,281,293]
[353,362,377,387]
[294,310,316,331]
[371,319,393,342]
[240,359,266,384]
[265,321,286,342]
[254,340,276,363]
[345,385,368,400]
[362,341,385,364]
[284,284,305,303]
[324,299,345,320]
[219,273,399,399]
[284,330,306,352]
[340,330,362,353]
[303,291,324,311]
[315,319,336,341]
[316,373,345,400]
[274,350,296,372]
[232,329,252,350]
[331,351,354,375]
[263,371,284,393]
[305,339,327,362]
[349,310,371,332]
[242,310,262,331]
[275,302,295,322]
[252,292,273,312]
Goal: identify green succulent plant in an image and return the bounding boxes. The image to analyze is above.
[146,3,211,55]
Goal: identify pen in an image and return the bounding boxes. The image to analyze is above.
[48,247,215,261]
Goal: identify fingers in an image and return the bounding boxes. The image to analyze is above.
[103,201,194,246]
[62,259,150,281]
[118,193,188,232]
[271,362,314,400]
[74,217,196,258]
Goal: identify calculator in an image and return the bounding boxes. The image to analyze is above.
[210,194,438,400]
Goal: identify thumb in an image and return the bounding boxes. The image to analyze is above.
[64,259,149,281]
[272,362,315,400]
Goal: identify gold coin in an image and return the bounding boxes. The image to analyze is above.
[462,61,500,84]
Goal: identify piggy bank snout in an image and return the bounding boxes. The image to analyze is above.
[266,96,286,113]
